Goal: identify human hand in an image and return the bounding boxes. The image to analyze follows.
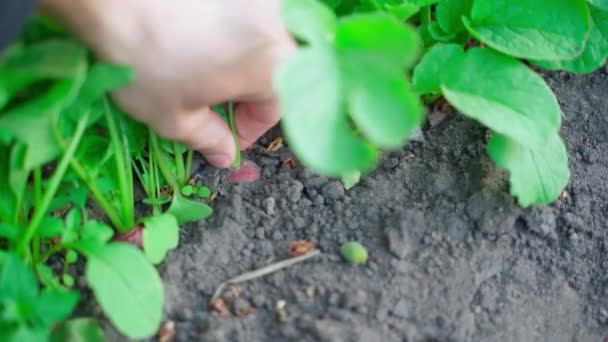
[41,0,295,168]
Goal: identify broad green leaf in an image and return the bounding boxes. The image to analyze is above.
[412,43,465,94]
[142,214,179,264]
[84,243,163,339]
[5,326,47,342]
[487,133,570,207]
[436,0,473,34]
[336,13,420,70]
[463,0,591,60]
[0,39,86,108]
[0,252,38,301]
[51,318,105,342]
[283,0,337,44]
[347,72,423,147]
[441,48,561,148]
[0,76,86,170]
[0,223,20,241]
[275,48,377,176]
[37,216,64,238]
[34,289,79,326]
[534,5,608,74]
[80,221,114,244]
[167,195,213,225]
[589,0,608,10]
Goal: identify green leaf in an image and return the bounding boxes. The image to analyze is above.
[83,243,163,339]
[436,0,473,34]
[283,0,337,44]
[0,223,21,241]
[51,318,105,342]
[347,72,423,147]
[167,195,213,225]
[0,252,38,301]
[35,289,79,326]
[0,39,86,108]
[336,13,420,70]
[440,48,561,148]
[181,185,194,197]
[0,76,86,170]
[487,133,570,207]
[589,0,608,10]
[463,0,591,60]
[197,186,211,198]
[37,216,64,238]
[341,170,361,190]
[413,43,466,94]
[80,221,114,245]
[142,214,180,264]
[534,5,608,74]
[275,48,378,176]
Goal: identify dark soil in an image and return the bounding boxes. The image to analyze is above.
[106,70,608,341]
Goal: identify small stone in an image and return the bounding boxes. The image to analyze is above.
[275,300,287,311]
[264,197,276,216]
[382,157,399,170]
[293,217,307,229]
[305,287,315,298]
[321,181,345,200]
[255,227,265,239]
[272,231,284,241]
[569,232,579,241]
[391,299,410,319]
[287,181,304,202]
[257,240,274,257]
[313,195,325,206]
[252,295,266,307]
[473,305,482,314]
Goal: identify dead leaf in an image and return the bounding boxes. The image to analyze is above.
[282,156,297,168]
[209,298,231,317]
[265,137,284,153]
[158,321,176,342]
[236,307,257,317]
[289,240,315,258]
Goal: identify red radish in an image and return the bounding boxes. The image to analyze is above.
[114,226,143,248]
[228,160,261,184]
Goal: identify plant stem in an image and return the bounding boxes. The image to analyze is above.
[15,112,89,257]
[227,102,241,169]
[33,167,42,209]
[173,143,186,186]
[52,119,126,230]
[150,131,180,192]
[103,99,134,229]
[185,149,193,182]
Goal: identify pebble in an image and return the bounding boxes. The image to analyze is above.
[264,197,276,216]
[321,181,345,200]
[287,181,304,202]
[272,231,284,241]
[391,299,411,318]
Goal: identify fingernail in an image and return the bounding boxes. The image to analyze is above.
[206,153,232,168]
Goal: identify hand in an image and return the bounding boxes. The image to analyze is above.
[41,0,295,168]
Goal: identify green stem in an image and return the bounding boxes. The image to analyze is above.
[227,102,241,169]
[103,100,134,229]
[173,143,186,186]
[15,112,89,257]
[421,6,432,26]
[150,131,180,192]
[52,119,126,230]
[33,167,42,209]
[40,243,68,263]
[185,149,193,181]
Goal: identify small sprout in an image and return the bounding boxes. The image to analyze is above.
[341,171,361,190]
[340,241,368,265]
[197,186,211,198]
[181,185,194,197]
[62,274,75,287]
[65,250,78,264]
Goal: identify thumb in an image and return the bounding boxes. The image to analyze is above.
[164,106,236,168]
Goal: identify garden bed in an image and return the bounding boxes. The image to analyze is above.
[95,69,608,341]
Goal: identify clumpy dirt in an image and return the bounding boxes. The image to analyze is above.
[107,70,608,341]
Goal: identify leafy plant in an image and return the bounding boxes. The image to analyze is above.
[0,17,214,340]
[274,0,606,207]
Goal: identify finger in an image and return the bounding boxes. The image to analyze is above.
[234,99,281,149]
[155,107,236,168]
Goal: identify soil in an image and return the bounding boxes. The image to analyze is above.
[103,70,608,341]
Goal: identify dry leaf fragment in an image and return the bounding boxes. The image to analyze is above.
[289,240,315,258]
[158,321,176,342]
[265,137,284,153]
[209,298,231,317]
